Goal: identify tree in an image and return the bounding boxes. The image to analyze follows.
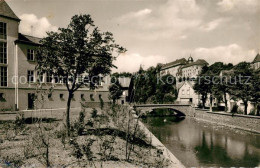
[251,70,260,115]
[229,62,254,115]
[129,64,177,104]
[36,14,125,136]
[209,62,233,112]
[109,79,123,104]
[194,66,212,109]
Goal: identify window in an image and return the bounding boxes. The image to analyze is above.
[81,94,85,101]
[187,88,190,95]
[0,22,7,39]
[27,70,34,83]
[0,42,7,64]
[48,93,52,100]
[90,94,94,101]
[46,72,52,83]
[27,49,35,61]
[0,66,7,86]
[54,75,60,83]
[182,89,185,95]
[0,93,6,101]
[60,94,65,101]
[37,71,43,83]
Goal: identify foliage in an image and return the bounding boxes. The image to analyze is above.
[229,62,254,115]
[108,79,123,104]
[72,111,86,136]
[130,64,177,104]
[194,62,234,110]
[36,14,126,136]
[111,72,132,78]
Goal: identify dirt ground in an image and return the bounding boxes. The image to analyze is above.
[0,106,170,168]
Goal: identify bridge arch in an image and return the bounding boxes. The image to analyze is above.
[133,104,193,117]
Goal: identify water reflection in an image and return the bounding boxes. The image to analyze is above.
[143,117,260,167]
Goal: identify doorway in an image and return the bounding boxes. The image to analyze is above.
[28,93,35,109]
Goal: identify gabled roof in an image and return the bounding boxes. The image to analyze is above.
[177,81,194,90]
[181,59,208,69]
[162,58,187,70]
[252,53,260,63]
[15,33,41,45]
[0,0,20,21]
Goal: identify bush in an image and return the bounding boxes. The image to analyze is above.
[72,111,85,136]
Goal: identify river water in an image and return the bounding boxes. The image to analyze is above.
[143,116,260,167]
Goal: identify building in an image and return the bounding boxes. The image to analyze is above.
[160,58,187,77]
[177,58,208,80]
[160,55,208,106]
[117,77,131,104]
[177,81,200,105]
[251,53,260,70]
[0,0,111,111]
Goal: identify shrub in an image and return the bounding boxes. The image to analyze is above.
[72,111,85,136]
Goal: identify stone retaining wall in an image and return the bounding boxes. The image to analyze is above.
[187,107,260,133]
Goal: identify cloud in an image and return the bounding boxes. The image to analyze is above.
[113,53,167,72]
[217,0,259,12]
[193,44,257,65]
[113,0,203,41]
[19,14,58,38]
[199,18,227,32]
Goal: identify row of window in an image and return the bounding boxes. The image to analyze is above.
[41,93,101,101]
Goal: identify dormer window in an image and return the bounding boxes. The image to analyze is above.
[0,22,7,40]
[27,49,35,61]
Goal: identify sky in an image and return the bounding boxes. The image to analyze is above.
[6,0,260,72]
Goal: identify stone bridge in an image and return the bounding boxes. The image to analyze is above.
[133,104,194,116]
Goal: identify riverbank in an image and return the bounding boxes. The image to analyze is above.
[143,116,260,167]
[130,108,185,168]
[189,108,260,134]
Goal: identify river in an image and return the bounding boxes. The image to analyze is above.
[143,116,260,167]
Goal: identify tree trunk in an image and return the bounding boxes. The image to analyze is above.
[257,104,260,116]
[209,94,213,112]
[66,91,73,136]
[202,95,206,109]
[224,92,228,112]
[244,101,248,115]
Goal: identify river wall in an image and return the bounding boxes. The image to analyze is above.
[185,107,260,133]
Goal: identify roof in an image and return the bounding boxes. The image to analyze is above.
[181,59,208,69]
[177,81,194,90]
[15,33,41,45]
[162,58,187,70]
[0,0,20,21]
[118,77,131,88]
[252,53,260,63]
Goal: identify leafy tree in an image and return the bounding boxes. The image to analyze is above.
[155,74,176,103]
[229,62,254,115]
[250,70,260,115]
[36,14,125,136]
[194,66,212,109]
[129,64,177,104]
[109,79,123,104]
[209,62,233,111]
